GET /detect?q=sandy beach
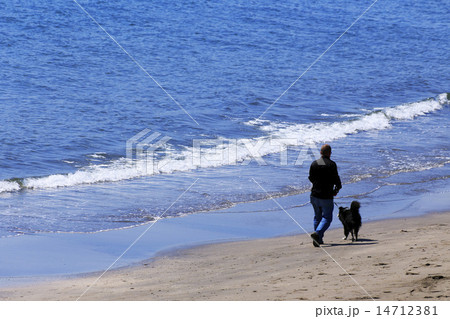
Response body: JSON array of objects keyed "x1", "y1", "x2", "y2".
[{"x1": 1, "y1": 212, "x2": 448, "y2": 301}]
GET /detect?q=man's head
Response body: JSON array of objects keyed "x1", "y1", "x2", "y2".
[{"x1": 320, "y1": 144, "x2": 332, "y2": 158}]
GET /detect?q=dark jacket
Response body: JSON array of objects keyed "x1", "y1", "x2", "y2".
[{"x1": 309, "y1": 156, "x2": 342, "y2": 199}]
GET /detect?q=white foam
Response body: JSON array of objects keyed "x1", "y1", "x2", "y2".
[
  {"x1": 0, "y1": 181, "x2": 21, "y2": 193},
  {"x1": 320, "y1": 113, "x2": 360, "y2": 118},
  {"x1": 255, "y1": 95, "x2": 446, "y2": 152},
  {"x1": 87, "y1": 153, "x2": 107, "y2": 159},
  {"x1": 384, "y1": 97, "x2": 444, "y2": 120},
  {"x1": 269, "y1": 112, "x2": 391, "y2": 143},
  {"x1": 2, "y1": 94, "x2": 448, "y2": 192},
  {"x1": 24, "y1": 159, "x2": 141, "y2": 189}
]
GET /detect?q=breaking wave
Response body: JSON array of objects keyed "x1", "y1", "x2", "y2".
[{"x1": 2, "y1": 93, "x2": 448, "y2": 193}]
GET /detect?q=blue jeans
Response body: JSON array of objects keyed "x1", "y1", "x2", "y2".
[{"x1": 310, "y1": 196, "x2": 334, "y2": 241}]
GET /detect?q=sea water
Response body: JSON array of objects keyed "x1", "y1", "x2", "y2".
[{"x1": 0, "y1": 0, "x2": 449, "y2": 275}]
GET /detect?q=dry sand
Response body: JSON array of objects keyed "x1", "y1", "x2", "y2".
[{"x1": 1, "y1": 212, "x2": 449, "y2": 301}]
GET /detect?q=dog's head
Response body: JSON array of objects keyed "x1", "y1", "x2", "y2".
[
  {"x1": 338, "y1": 206, "x2": 347, "y2": 218},
  {"x1": 350, "y1": 201, "x2": 361, "y2": 212}
]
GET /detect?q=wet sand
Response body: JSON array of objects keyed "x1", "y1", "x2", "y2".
[{"x1": 0, "y1": 212, "x2": 449, "y2": 301}]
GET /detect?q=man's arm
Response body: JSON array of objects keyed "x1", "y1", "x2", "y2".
[
  {"x1": 308, "y1": 162, "x2": 316, "y2": 183},
  {"x1": 333, "y1": 163, "x2": 342, "y2": 195}
]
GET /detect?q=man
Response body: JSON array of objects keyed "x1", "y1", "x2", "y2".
[{"x1": 308, "y1": 144, "x2": 342, "y2": 247}]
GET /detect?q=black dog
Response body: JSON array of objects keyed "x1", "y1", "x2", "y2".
[{"x1": 338, "y1": 201, "x2": 361, "y2": 242}]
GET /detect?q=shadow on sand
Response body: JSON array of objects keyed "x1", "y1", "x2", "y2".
[{"x1": 323, "y1": 238, "x2": 378, "y2": 247}]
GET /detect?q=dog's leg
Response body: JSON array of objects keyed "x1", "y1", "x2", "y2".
[
  {"x1": 354, "y1": 229, "x2": 359, "y2": 242},
  {"x1": 343, "y1": 227, "x2": 349, "y2": 240},
  {"x1": 350, "y1": 230, "x2": 355, "y2": 242}
]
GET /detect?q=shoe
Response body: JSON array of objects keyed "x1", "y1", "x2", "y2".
[{"x1": 310, "y1": 232, "x2": 322, "y2": 247}]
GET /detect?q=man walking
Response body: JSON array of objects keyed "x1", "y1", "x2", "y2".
[{"x1": 308, "y1": 144, "x2": 342, "y2": 247}]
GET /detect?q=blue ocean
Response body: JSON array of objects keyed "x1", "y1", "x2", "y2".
[{"x1": 0, "y1": 0, "x2": 449, "y2": 276}]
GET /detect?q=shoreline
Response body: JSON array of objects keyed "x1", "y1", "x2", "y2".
[
  {"x1": 1, "y1": 184, "x2": 448, "y2": 281},
  {"x1": 1, "y1": 211, "x2": 449, "y2": 300}
]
